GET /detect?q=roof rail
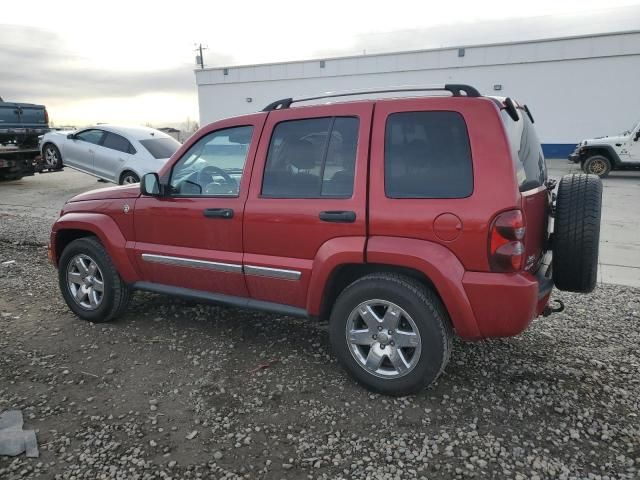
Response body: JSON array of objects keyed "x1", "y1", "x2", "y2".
[{"x1": 261, "y1": 84, "x2": 481, "y2": 111}]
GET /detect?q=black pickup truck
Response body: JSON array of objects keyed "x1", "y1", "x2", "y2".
[
  {"x1": 0, "y1": 97, "x2": 51, "y2": 181},
  {"x1": 0, "y1": 96, "x2": 49, "y2": 147}
]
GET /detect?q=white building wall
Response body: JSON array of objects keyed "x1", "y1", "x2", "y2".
[{"x1": 195, "y1": 31, "x2": 640, "y2": 155}]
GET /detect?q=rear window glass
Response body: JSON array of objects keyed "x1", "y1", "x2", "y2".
[
  {"x1": 501, "y1": 110, "x2": 546, "y2": 190},
  {"x1": 384, "y1": 111, "x2": 473, "y2": 198},
  {"x1": 140, "y1": 137, "x2": 181, "y2": 159},
  {"x1": 103, "y1": 132, "x2": 135, "y2": 154}
]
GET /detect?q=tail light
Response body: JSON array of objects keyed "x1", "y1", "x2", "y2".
[
  {"x1": 44, "y1": 109, "x2": 49, "y2": 125},
  {"x1": 489, "y1": 210, "x2": 525, "y2": 272}
]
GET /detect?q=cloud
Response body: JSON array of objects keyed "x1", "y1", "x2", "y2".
[
  {"x1": 0, "y1": 24, "x2": 231, "y2": 103},
  {"x1": 311, "y1": 5, "x2": 640, "y2": 59}
]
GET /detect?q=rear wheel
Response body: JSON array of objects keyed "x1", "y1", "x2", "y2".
[
  {"x1": 43, "y1": 143, "x2": 63, "y2": 170},
  {"x1": 329, "y1": 273, "x2": 452, "y2": 396},
  {"x1": 582, "y1": 155, "x2": 611, "y2": 178},
  {"x1": 119, "y1": 171, "x2": 139, "y2": 185},
  {"x1": 552, "y1": 174, "x2": 603, "y2": 293},
  {"x1": 58, "y1": 237, "x2": 131, "y2": 322}
]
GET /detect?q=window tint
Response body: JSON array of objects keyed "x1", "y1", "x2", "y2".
[
  {"x1": 500, "y1": 110, "x2": 546, "y2": 190},
  {"x1": 169, "y1": 126, "x2": 253, "y2": 196},
  {"x1": 262, "y1": 117, "x2": 359, "y2": 198},
  {"x1": 75, "y1": 129, "x2": 104, "y2": 145},
  {"x1": 384, "y1": 112, "x2": 473, "y2": 198},
  {"x1": 140, "y1": 137, "x2": 181, "y2": 159},
  {"x1": 102, "y1": 132, "x2": 134, "y2": 154}
]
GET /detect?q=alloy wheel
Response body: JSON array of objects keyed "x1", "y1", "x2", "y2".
[
  {"x1": 44, "y1": 146, "x2": 59, "y2": 168},
  {"x1": 66, "y1": 254, "x2": 105, "y2": 310},
  {"x1": 588, "y1": 159, "x2": 606, "y2": 175},
  {"x1": 122, "y1": 174, "x2": 139, "y2": 184},
  {"x1": 345, "y1": 299, "x2": 422, "y2": 378}
]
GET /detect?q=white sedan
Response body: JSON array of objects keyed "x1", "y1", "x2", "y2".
[{"x1": 39, "y1": 124, "x2": 182, "y2": 184}]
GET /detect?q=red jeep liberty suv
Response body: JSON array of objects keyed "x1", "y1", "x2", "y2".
[{"x1": 49, "y1": 85, "x2": 602, "y2": 395}]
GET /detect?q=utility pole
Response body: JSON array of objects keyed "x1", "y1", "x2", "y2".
[{"x1": 194, "y1": 43, "x2": 208, "y2": 69}]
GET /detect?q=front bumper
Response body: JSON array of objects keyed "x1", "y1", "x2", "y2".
[{"x1": 568, "y1": 152, "x2": 580, "y2": 163}]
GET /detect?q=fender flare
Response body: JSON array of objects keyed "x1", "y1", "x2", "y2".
[
  {"x1": 366, "y1": 236, "x2": 481, "y2": 339},
  {"x1": 51, "y1": 212, "x2": 140, "y2": 283},
  {"x1": 582, "y1": 144, "x2": 623, "y2": 167},
  {"x1": 305, "y1": 236, "x2": 366, "y2": 316}
]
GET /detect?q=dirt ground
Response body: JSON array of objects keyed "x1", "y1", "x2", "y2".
[{"x1": 0, "y1": 239, "x2": 638, "y2": 480}]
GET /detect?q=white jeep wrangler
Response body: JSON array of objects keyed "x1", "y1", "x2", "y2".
[{"x1": 569, "y1": 121, "x2": 640, "y2": 177}]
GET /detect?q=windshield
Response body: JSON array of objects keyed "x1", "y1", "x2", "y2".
[
  {"x1": 622, "y1": 121, "x2": 640, "y2": 135},
  {"x1": 139, "y1": 137, "x2": 181, "y2": 159}
]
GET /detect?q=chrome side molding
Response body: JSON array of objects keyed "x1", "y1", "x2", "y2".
[
  {"x1": 244, "y1": 265, "x2": 301, "y2": 281},
  {"x1": 141, "y1": 254, "x2": 301, "y2": 281},
  {"x1": 141, "y1": 253, "x2": 243, "y2": 274}
]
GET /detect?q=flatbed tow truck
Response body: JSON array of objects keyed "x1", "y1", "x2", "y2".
[{"x1": 0, "y1": 145, "x2": 60, "y2": 181}]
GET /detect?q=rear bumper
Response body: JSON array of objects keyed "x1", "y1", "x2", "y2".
[{"x1": 462, "y1": 266, "x2": 553, "y2": 338}]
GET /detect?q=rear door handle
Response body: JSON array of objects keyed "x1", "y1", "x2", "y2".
[
  {"x1": 203, "y1": 208, "x2": 234, "y2": 219},
  {"x1": 319, "y1": 210, "x2": 356, "y2": 223}
]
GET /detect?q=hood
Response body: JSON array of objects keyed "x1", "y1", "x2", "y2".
[
  {"x1": 583, "y1": 135, "x2": 627, "y2": 146},
  {"x1": 68, "y1": 184, "x2": 141, "y2": 203}
]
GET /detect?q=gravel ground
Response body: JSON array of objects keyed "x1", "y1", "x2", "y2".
[{"x1": 0, "y1": 239, "x2": 639, "y2": 480}]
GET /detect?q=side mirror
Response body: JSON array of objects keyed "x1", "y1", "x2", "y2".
[
  {"x1": 141, "y1": 172, "x2": 162, "y2": 196},
  {"x1": 66, "y1": 133, "x2": 75, "y2": 140}
]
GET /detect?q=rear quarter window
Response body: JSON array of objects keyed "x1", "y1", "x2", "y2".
[
  {"x1": 384, "y1": 111, "x2": 473, "y2": 198},
  {"x1": 500, "y1": 110, "x2": 547, "y2": 191}
]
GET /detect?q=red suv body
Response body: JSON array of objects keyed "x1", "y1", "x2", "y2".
[{"x1": 50, "y1": 85, "x2": 601, "y2": 394}]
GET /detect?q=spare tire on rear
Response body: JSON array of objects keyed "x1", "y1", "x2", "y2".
[{"x1": 552, "y1": 174, "x2": 603, "y2": 293}]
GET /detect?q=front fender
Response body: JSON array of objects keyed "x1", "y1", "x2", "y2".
[
  {"x1": 583, "y1": 144, "x2": 623, "y2": 166},
  {"x1": 366, "y1": 236, "x2": 481, "y2": 339},
  {"x1": 51, "y1": 212, "x2": 140, "y2": 283}
]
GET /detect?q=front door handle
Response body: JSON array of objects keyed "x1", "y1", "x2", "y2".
[
  {"x1": 203, "y1": 208, "x2": 234, "y2": 219},
  {"x1": 319, "y1": 210, "x2": 356, "y2": 223}
]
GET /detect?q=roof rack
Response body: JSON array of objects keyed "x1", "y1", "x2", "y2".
[{"x1": 262, "y1": 84, "x2": 481, "y2": 111}]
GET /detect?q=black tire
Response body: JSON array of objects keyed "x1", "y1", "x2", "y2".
[
  {"x1": 582, "y1": 155, "x2": 611, "y2": 178},
  {"x1": 552, "y1": 174, "x2": 603, "y2": 293},
  {"x1": 329, "y1": 273, "x2": 452, "y2": 396},
  {"x1": 0, "y1": 173, "x2": 24, "y2": 181},
  {"x1": 58, "y1": 237, "x2": 131, "y2": 322},
  {"x1": 119, "y1": 171, "x2": 140, "y2": 185},
  {"x1": 42, "y1": 143, "x2": 63, "y2": 170}
]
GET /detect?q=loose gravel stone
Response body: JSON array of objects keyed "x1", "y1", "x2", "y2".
[{"x1": 1, "y1": 241, "x2": 639, "y2": 479}]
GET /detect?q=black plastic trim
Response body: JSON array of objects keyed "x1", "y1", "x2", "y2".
[
  {"x1": 503, "y1": 97, "x2": 519, "y2": 121},
  {"x1": 262, "y1": 98, "x2": 294, "y2": 111},
  {"x1": 582, "y1": 144, "x2": 623, "y2": 167},
  {"x1": 133, "y1": 281, "x2": 308, "y2": 318},
  {"x1": 524, "y1": 104, "x2": 535, "y2": 123},
  {"x1": 319, "y1": 210, "x2": 356, "y2": 223},
  {"x1": 535, "y1": 264, "x2": 554, "y2": 300}
]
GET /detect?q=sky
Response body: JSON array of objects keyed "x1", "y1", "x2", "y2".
[{"x1": 2, "y1": 0, "x2": 640, "y2": 128}]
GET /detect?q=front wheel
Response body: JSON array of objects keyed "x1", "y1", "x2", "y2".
[
  {"x1": 58, "y1": 237, "x2": 131, "y2": 322},
  {"x1": 43, "y1": 143, "x2": 63, "y2": 170},
  {"x1": 582, "y1": 155, "x2": 611, "y2": 178},
  {"x1": 329, "y1": 273, "x2": 452, "y2": 396}
]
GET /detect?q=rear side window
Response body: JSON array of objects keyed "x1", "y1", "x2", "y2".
[
  {"x1": 262, "y1": 117, "x2": 359, "y2": 198},
  {"x1": 140, "y1": 137, "x2": 181, "y2": 159},
  {"x1": 384, "y1": 112, "x2": 473, "y2": 198},
  {"x1": 102, "y1": 132, "x2": 135, "y2": 154},
  {"x1": 501, "y1": 110, "x2": 546, "y2": 190}
]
